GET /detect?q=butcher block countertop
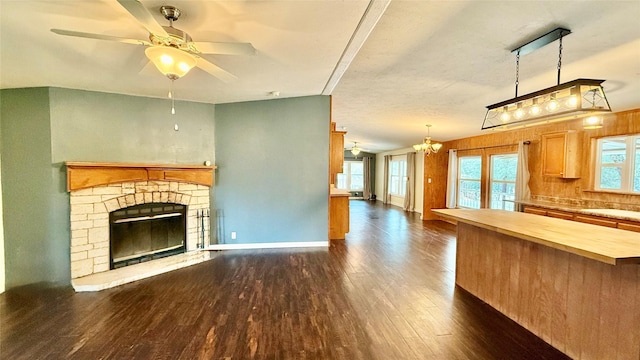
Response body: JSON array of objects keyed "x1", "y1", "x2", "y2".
[
  {"x1": 330, "y1": 188, "x2": 351, "y2": 197},
  {"x1": 433, "y1": 208, "x2": 640, "y2": 265}
]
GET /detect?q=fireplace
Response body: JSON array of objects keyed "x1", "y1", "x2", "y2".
[
  {"x1": 66, "y1": 162, "x2": 214, "y2": 280},
  {"x1": 110, "y1": 203, "x2": 187, "y2": 268}
]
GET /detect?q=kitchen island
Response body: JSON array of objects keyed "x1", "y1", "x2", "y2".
[{"x1": 433, "y1": 208, "x2": 640, "y2": 360}]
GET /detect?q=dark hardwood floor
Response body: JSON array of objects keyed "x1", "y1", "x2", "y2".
[{"x1": 0, "y1": 200, "x2": 570, "y2": 359}]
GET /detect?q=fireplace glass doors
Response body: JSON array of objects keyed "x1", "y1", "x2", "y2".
[{"x1": 109, "y1": 203, "x2": 186, "y2": 269}]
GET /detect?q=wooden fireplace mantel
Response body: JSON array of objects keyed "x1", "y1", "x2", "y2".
[{"x1": 65, "y1": 161, "x2": 216, "y2": 191}]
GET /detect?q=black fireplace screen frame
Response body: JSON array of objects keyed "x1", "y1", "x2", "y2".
[{"x1": 109, "y1": 202, "x2": 187, "y2": 269}]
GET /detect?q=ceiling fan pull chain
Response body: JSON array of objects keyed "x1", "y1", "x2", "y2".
[{"x1": 170, "y1": 79, "x2": 176, "y2": 115}]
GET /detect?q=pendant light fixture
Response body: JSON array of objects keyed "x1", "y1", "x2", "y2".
[
  {"x1": 350, "y1": 142, "x2": 362, "y2": 156},
  {"x1": 413, "y1": 125, "x2": 442, "y2": 155},
  {"x1": 482, "y1": 28, "x2": 611, "y2": 131}
]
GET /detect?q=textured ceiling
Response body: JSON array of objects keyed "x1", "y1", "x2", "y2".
[
  {"x1": 332, "y1": 1, "x2": 640, "y2": 151},
  {"x1": 0, "y1": 0, "x2": 369, "y2": 102},
  {"x1": 1, "y1": 1, "x2": 639, "y2": 153}
]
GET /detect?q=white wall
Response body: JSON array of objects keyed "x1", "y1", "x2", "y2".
[{"x1": 374, "y1": 147, "x2": 424, "y2": 215}]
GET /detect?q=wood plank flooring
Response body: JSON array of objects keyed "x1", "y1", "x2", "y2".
[{"x1": 0, "y1": 200, "x2": 569, "y2": 359}]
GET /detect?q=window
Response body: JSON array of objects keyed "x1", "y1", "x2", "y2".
[
  {"x1": 458, "y1": 156, "x2": 481, "y2": 209},
  {"x1": 389, "y1": 158, "x2": 407, "y2": 196},
  {"x1": 490, "y1": 154, "x2": 517, "y2": 211},
  {"x1": 336, "y1": 161, "x2": 364, "y2": 191},
  {"x1": 594, "y1": 134, "x2": 640, "y2": 193}
]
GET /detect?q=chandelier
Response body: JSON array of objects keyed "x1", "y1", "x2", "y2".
[
  {"x1": 350, "y1": 142, "x2": 362, "y2": 156},
  {"x1": 413, "y1": 125, "x2": 442, "y2": 155},
  {"x1": 482, "y1": 28, "x2": 611, "y2": 131}
]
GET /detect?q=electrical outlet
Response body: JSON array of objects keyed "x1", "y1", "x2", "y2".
[{"x1": 231, "y1": 231, "x2": 237, "y2": 240}]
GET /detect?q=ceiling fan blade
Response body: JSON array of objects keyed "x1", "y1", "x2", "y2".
[
  {"x1": 51, "y1": 29, "x2": 151, "y2": 46},
  {"x1": 195, "y1": 56, "x2": 237, "y2": 83},
  {"x1": 191, "y1": 42, "x2": 256, "y2": 56},
  {"x1": 116, "y1": 0, "x2": 169, "y2": 38}
]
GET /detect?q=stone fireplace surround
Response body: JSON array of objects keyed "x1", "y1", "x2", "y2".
[{"x1": 66, "y1": 162, "x2": 215, "y2": 291}]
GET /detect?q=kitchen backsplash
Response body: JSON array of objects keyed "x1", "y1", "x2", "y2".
[{"x1": 531, "y1": 195, "x2": 640, "y2": 212}]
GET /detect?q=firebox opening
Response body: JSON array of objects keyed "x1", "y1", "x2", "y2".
[{"x1": 110, "y1": 203, "x2": 186, "y2": 269}]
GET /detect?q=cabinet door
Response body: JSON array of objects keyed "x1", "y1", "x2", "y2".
[
  {"x1": 618, "y1": 222, "x2": 640, "y2": 232},
  {"x1": 547, "y1": 210, "x2": 574, "y2": 221},
  {"x1": 331, "y1": 131, "x2": 345, "y2": 175},
  {"x1": 523, "y1": 206, "x2": 547, "y2": 216},
  {"x1": 329, "y1": 196, "x2": 350, "y2": 239},
  {"x1": 541, "y1": 131, "x2": 581, "y2": 178},
  {"x1": 541, "y1": 133, "x2": 566, "y2": 177},
  {"x1": 329, "y1": 125, "x2": 346, "y2": 184},
  {"x1": 574, "y1": 214, "x2": 617, "y2": 228}
]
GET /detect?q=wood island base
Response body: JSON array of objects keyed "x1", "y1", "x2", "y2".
[{"x1": 433, "y1": 209, "x2": 640, "y2": 360}]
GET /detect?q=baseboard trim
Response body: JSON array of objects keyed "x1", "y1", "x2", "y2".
[{"x1": 204, "y1": 241, "x2": 329, "y2": 251}]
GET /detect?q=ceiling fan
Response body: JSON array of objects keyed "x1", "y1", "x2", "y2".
[{"x1": 51, "y1": 0, "x2": 256, "y2": 82}]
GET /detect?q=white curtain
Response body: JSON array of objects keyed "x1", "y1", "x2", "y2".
[
  {"x1": 383, "y1": 155, "x2": 391, "y2": 204},
  {"x1": 446, "y1": 149, "x2": 457, "y2": 208},
  {"x1": 515, "y1": 141, "x2": 531, "y2": 207},
  {"x1": 363, "y1": 157, "x2": 371, "y2": 200},
  {"x1": 404, "y1": 152, "x2": 416, "y2": 211}
]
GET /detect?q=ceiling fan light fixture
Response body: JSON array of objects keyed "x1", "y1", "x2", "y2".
[{"x1": 145, "y1": 46, "x2": 196, "y2": 80}]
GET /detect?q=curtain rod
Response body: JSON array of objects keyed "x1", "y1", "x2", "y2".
[{"x1": 447, "y1": 140, "x2": 530, "y2": 153}]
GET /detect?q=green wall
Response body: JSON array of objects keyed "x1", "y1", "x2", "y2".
[
  {"x1": 49, "y1": 88, "x2": 215, "y2": 164},
  {"x1": 1, "y1": 87, "x2": 216, "y2": 288},
  {"x1": 0, "y1": 88, "x2": 65, "y2": 287},
  {"x1": 215, "y1": 96, "x2": 329, "y2": 244}
]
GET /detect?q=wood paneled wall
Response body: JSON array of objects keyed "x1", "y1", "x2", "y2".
[{"x1": 423, "y1": 108, "x2": 640, "y2": 218}]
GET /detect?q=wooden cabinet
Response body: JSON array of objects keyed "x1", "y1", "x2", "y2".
[
  {"x1": 523, "y1": 206, "x2": 547, "y2": 216},
  {"x1": 523, "y1": 205, "x2": 640, "y2": 232},
  {"x1": 329, "y1": 119, "x2": 349, "y2": 240},
  {"x1": 574, "y1": 214, "x2": 618, "y2": 228},
  {"x1": 541, "y1": 131, "x2": 582, "y2": 178},
  {"x1": 546, "y1": 209, "x2": 574, "y2": 220},
  {"x1": 329, "y1": 122, "x2": 346, "y2": 185},
  {"x1": 618, "y1": 221, "x2": 640, "y2": 233},
  {"x1": 329, "y1": 193, "x2": 350, "y2": 239}
]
